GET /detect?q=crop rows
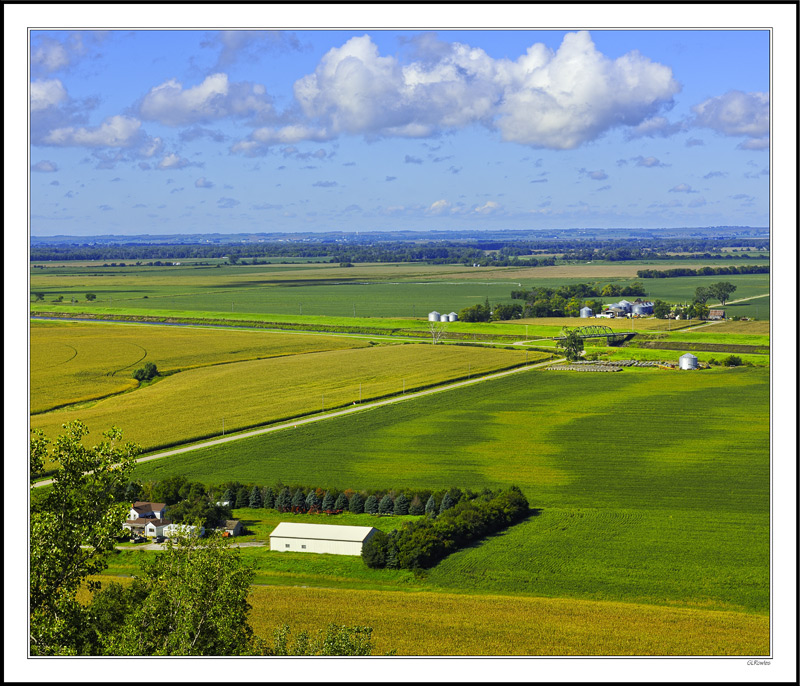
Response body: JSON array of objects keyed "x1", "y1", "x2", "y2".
[
  {"x1": 30, "y1": 320, "x2": 371, "y2": 413},
  {"x1": 32, "y1": 343, "x2": 540, "y2": 454}
]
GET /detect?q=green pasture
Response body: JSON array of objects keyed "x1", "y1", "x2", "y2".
[{"x1": 133, "y1": 367, "x2": 769, "y2": 613}]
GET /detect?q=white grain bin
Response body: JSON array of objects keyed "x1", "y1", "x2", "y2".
[
  {"x1": 428, "y1": 311, "x2": 441, "y2": 322},
  {"x1": 448, "y1": 312, "x2": 458, "y2": 322},
  {"x1": 679, "y1": 353, "x2": 699, "y2": 370},
  {"x1": 580, "y1": 306, "x2": 593, "y2": 318}
]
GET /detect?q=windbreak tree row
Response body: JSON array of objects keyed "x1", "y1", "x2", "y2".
[{"x1": 362, "y1": 487, "x2": 530, "y2": 570}]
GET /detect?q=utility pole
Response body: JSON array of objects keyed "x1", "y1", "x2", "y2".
[
  {"x1": 222, "y1": 418, "x2": 225, "y2": 436},
  {"x1": 359, "y1": 382, "x2": 362, "y2": 403},
  {"x1": 353, "y1": 304, "x2": 356, "y2": 317},
  {"x1": 300, "y1": 303, "x2": 302, "y2": 315},
  {"x1": 402, "y1": 378, "x2": 405, "y2": 394},
  {"x1": 468, "y1": 363, "x2": 471, "y2": 379},
  {"x1": 322, "y1": 394, "x2": 324, "y2": 411}
]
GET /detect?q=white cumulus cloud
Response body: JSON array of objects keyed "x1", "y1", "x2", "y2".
[
  {"x1": 233, "y1": 31, "x2": 680, "y2": 153},
  {"x1": 44, "y1": 115, "x2": 143, "y2": 148},
  {"x1": 139, "y1": 73, "x2": 276, "y2": 126},
  {"x1": 31, "y1": 160, "x2": 58, "y2": 172},
  {"x1": 30, "y1": 79, "x2": 68, "y2": 111},
  {"x1": 158, "y1": 153, "x2": 191, "y2": 170},
  {"x1": 427, "y1": 199, "x2": 451, "y2": 215},
  {"x1": 692, "y1": 90, "x2": 769, "y2": 137}
]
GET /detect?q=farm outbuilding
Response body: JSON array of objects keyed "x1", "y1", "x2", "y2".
[
  {"x1": 448, "y1": 312, "x2": 458, "y2": 322},
  {"x1": 679, "y1": 353, "x2": 699, "y2": 370},
  {"x1": 428, "y1": 311, "x2": 441, "y2": 322},
  {"x1": 269, "y1": 522, "x2": 378, "y2": 556},
  {"x1": 580, "y1": 306, "x2": 593, "y2": 318}
]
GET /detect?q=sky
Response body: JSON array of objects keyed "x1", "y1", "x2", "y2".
[{"x1": 29, "y1": 28, "x2": 771, "y2": 236}]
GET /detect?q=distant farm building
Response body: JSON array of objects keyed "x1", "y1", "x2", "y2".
[
  {"x1": 580, "y1": 306, "x2": 593, "y2": 318},
  {"x1": 679, "y1": 353, "x2": 699, "y2": 370},
  {"x1": 428, "y1": 311, "x2": 457, "y2": 322},
  {"x1": 428, "y1": 311, "x2": 441, "y2": 321},
  {"x1": 269, "y1": 522, "x2": 378, "y2": 556},
  {"x1": 708, "y1": 309, "x2": 726, "y2": 320},
  {"x1": 219, "y1": 520, "x2": 243, "y2": 537},
  {"x1": 448, "y1": 312, "x2": 458, "y2": 322}
]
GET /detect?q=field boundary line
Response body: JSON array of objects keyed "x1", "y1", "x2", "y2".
[{"x1": 31, "y1": 357, "x2": 563, "y2": 488}]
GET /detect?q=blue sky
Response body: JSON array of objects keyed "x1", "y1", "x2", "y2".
[{"x1": 29, "y1": 29, "x2": 770, "y2": 235}]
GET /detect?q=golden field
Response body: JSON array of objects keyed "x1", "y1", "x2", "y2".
[
  {"x1": 32, "y1": 343, "x2": 542, "y2": 455},
  {"x1": 30, "y1": 320, "x2": 370, "y2": 413}
]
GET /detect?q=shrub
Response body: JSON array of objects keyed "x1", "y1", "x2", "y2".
[
  {"x1": 723, "y1": 355, "x2": 743, "y2": 367},
  {"x1": 132, "y1": 362, "x2": 159, "y2": 382},
  {"x1": 349, "y1": 493, "x2": 365, "y2": 514}
]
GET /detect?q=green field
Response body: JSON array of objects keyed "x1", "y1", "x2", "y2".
[
  {"x1": 30, "y1": 260, "x2": 770, "y2": 319},
  {"x1": 30, "y1": 320, "x2": 371, "y2": 413},
  {"x1": 132, "y1": 366, "x2": 769, "y2": 616},
  {"x1": 32, "y1": 343, "x2": 540, "y2": 453}
]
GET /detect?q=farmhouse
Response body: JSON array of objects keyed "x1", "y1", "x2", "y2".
[
  {"x1": 144, "y1": 518, "x2": 171, "y2": 537},
  {"x1": 270, "y1": 522, "x2": 377, "y2": 556},
  {"x1": 128, "y1": 501, "x2": 167, "y2": 519},
  {"x1": 708, "y1": 309, "x2": 726, "y2": 320}
]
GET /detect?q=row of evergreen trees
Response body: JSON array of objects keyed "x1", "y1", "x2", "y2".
[
  {"x1": 636, "y1": 264, "x2": 769, "y2": 279},
  {"x1": 362, "y1": 487, "x2": 530, "y2": 570}
]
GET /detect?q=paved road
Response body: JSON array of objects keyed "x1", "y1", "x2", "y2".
[
  {"x1": 118, "y1": 540, "x2": 267, "y2": 551},
  {"x1": 32, "y1": 356, "x2": 563, "y2": 488}
]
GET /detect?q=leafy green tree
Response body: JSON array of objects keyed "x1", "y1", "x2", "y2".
[
  {"x1": 361, "y1": 530, "x2": 389, "y2": 568},
  {"x1": 132, "y1": 362, "x2": 159, "y2": 382},
  {"x1": 425, "y1": 494, "x2": 437, "y2": 516},
  {"x1": 556, "y1": 327, "x2": 584, "y2": 362},
  {"x1": 601, "y1": 283, "x2": 621, "y2": 297},
  {"x1": 334, "y1": 492, "x2": 348, "y2": 511},
  {"x1": 408, "y1": 495, "x2": 425, "y2": 515},
  {"x1": 348, "y1": 492, "x2": 365, "y2": 514},
  {"x1": 694, "y1": 286, "x2": 712, "y2": 304},
  {"x1": 393, "y1": 493, "x2": 410, "y2": 516},
  {"x1": 723, "y1": 355, "x2": 744, "y2": 367},
  {"x1": 653, "y1": 299, "x2": 671, "y2": 319},
  {"x1": 364, "y1": 495, "x2": 379, "y2": 515},
  {"x1": 100, "y1": 534, "x2": 255, "y2": 655},
  {"x1": 693, "y1": 303, "x2": 710, "y2": 320},
  {"x1": 564, "y1": 297, "x2": 582, "y2": 318},
  {"x1": 33, "y1": 292, "x2": 45, "y2": 301},
  {"x1": 124, "y1": 481, "x2": 143, "y2": 502},
  {"x1": 85, "y1": 293, "x2": 96, "y2": 301},
  {"x1": 709, "y1": 281, "x2": 737, "y2": 306},
  {"x1": 29, "y1": 422, "x2": 139, "y2": 655},
  {"x1": 265, "y1": 624, "x2": 376, "y2": 656},
  {"x1": 262, "y1": 487, "x2": 275, "y2": 509},
  {"x1": 321, "y1": 491, "x2": 336, "y2": 511},
  {"x1": 291, "y1": 489, "x2": 306, "y2": 512},
  {"x1": 248, "y1": 485, "x2": 262, "y2": 509}
]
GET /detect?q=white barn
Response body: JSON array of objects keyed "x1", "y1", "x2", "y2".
[{"x1": 270, "y1": 522, "x2": 378, "y2": 556}]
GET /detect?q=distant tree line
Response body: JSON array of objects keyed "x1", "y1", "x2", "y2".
[
  {"x1": 637, "y1": 265, "x2": 769, "y2": 278},
  {"x1": 29, "y1": 237, "x2": 768, "y2": 265},
  {"x1": 361, "y1": 487, "x2": 529, "y2": 570}
]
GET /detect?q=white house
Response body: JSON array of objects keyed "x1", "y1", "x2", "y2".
[
  {"x1": 144, "y1": 518, "x2": 172, "y2": 537},
  {"x1": 128, "y1": 501, "x2": 167, "y2": 520},
  {"x1": 163, "y1": 523, "x2": 205, "y2": 538},
  {"x1": 269, "y1": 522, "x2": 378, "y2": 556}
]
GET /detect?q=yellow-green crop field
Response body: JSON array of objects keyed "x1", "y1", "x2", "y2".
[
  {"x1": 30, "y1": 320, "x2": 371, "y2": 413},
  {"x1": 32, "y1": 343, "x2": 544, "y2": 454},
  {"x1": 245, "y1": 586, "x2": 769, "y2": 655}
]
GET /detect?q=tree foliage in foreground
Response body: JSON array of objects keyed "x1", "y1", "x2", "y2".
[
  {"x1": 99, "y1": 534, "x2": 255, "y2": 655},
  {"x1": 29, "y1": 421, "x2": 139, "y2": 655}
]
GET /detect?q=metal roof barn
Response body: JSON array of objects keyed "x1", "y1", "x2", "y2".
[{"x1": 269, "y1": 522, "x2": 378, "y2": 556}]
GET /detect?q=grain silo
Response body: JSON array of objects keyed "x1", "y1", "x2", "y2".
[
  {"x1": 679, "y1": 353, "x2": 699, "y2": 370},
  {"x1": 632, "y1": 304, "x2": 647, "y2": 315},
  {"x1": 580, "y1": 306, "x2": 593, "y2": 318},
  {"x1": 448, "y1": 312, "x2": 458, "y2": 322},
  {"x1": 428, "y1": 311, "x2": 441, "y2": 322}
]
